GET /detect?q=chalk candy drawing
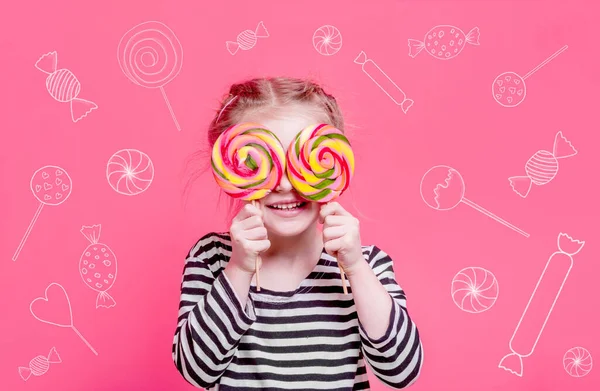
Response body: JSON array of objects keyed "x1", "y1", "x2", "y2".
[{"x1": 80, "y1": 225, "x2": 117, "y2": 308}]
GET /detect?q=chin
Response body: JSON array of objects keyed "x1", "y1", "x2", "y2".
[{"x1": 263, "y1": 201, "x2": 319, "y2": 237}]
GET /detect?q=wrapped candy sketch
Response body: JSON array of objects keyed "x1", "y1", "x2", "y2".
[
  {"x1": 18, "y1": 347, "x2": 61, "y2": 381},
  {"x1": 499, "y1": 233, "x2": 585, "y2": 377},
  {"x1": 35, "y1": 51, "x2": 98, "y2": 122},
  {"x1": 226, "y1": 21, "x2": 269, "y2": 55},
  {"x1": 408, "y1": 25, "x2": 480, "y2": 60},
  {"x1": 509, "y1": 131, "x2": 577, "y2": 198},
  {"x1": 80, "y1": 225, "x2": 117, "y2": 308}
]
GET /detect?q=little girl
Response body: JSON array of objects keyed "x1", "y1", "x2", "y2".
[{"x1": 172, "y1": 77, "x2": 423, "y2": 390}]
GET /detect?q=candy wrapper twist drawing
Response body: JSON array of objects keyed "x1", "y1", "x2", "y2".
[
  {"x1": 19, "y1": 347, "x2": 61, "y2": 381},
  {"x1": 227, "y1": 21, "x2": 269, "y2": 55},
  {"x1": 80, "y1": 224, "x2": 117, "y2": 308},
  {"x1": 498, "y1": 233, "x2": 585, "y2": 377},
  {"x1": 35, "y1": 51, "x2": 97, "y2": 122},
  {"x1": 509, "y1": 131, "x2": 577, "y2": 198}
]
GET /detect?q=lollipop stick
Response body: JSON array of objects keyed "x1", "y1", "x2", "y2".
[
  {"x1": 13, "y1": 203, "x2": 44, "y2": 261},
  {"x1": 339, "y1": 263, "x2": 348, "y2": 295},
  {"x1": 522, "y1": 45, "x2": 568, "y2": 80},
  {"x1": 71, "y1": 325, "x2": 98, "y2": 355},
  {"x1": 251, "y1": 200, "x2": 261, "y2": 292},
  {"x1": 461, "y1": 198, "x2": 530, "y2": 238},
  {"x1": 159, "y1": 86, "x2": 181, "y2": 131}
]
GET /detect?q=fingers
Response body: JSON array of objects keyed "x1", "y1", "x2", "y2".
[
  {"x1": 324, "y1": 237, "x2": 342, "y2": 256},
  {"x1": 319, "y1": 202, "x2": 350, "y2": 223},
  {"x1": 323, "y1": 225, "x2": 346, "y2": 241},
  {"x1": 244, "y1": 226, "x2": 268, "y2": 240},
  {"x1": 233, "y1": 203, "x2": 262, "y2": 223}
]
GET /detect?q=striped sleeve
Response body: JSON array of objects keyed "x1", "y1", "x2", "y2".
[
  {"x1": 172, "y1": 233, "x2": 257, "y2": 389},
  {"x1": 357, "y1": 245, "x2": 424, "y2": 389}
]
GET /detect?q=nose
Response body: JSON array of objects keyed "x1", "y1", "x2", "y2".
[{"x1": 276, "y1": 172, "x2": 293, "y2": 192}]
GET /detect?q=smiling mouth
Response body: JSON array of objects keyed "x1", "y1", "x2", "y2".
[{"x1": 266, "y1": 202, "x2": 307, "y2": 210}]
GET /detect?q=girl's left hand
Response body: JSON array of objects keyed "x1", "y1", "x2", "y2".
[{"x1": 320, "y1": 202, "x2": 364, "y2": 276}]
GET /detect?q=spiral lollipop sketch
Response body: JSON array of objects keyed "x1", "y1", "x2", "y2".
[
  {"x1": 313, "y1": 25, "x2": 343, "y2": 56},
  {"x1": 211, "y1": 123, "x2": 286, "y2": 291},
  {"x1": 13, "y1": 166, "x2": 72, "y2": 261},
  {"x1": 492, "y1": 45, "x2": 568, "y2": 107},
  {"x1": 118, "y1": 21, "x2": 183, "y2": 130},
  {"x1": 106, "y1": 149, "x2": 154, "y2": 196},
  {"x1": 420, "y1": 165, "x2": 529, "y2": 237},
  {"x1": 30, "y1": 283, "x2": 98, "y2": 355},
  {"x1": 287, "y1": 124, "x2": 355, "y2": 294}
]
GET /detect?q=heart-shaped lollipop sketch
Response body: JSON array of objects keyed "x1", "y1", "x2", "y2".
[{"x1": 30, "y1": 283, "x2": 98, "y2": 355}]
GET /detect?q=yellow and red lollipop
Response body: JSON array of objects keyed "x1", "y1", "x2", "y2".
[
  {"x1": 211, "y1": 123, "x2": 286, "y2": 291},
  {"x1": 287, "y1": 123, "x2": 355, "y2": 202},
  {"x1": 211, "y1": 123, "x2": 286, "y2": 201},
  {"x1": 287, "y1": 123, "x2": 355, "y2": 293}
]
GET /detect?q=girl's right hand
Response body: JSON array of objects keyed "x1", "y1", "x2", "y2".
[{"x1": 229, "y1": 203, "x2": 270, "y2": 274}]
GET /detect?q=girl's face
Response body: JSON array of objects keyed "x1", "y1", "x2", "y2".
[{"x1": 238, "y1": 103, "x2": 329, "y2": 238}]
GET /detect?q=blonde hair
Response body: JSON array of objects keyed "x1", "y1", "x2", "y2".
[{"x1": 184, "y1": 76, "x2": 345, "y2": 222}]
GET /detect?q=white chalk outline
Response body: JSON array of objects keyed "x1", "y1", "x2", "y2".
[
  {"x1": 408, "y1": 25, "x2": 480, "y2": 60},
  {"x1": 106, "y1": 149, "x2": 155, "y2": 196},
  {"x1": 313, "y1": 25, "x2": 343, "y2": 56},
  {"x1": 117, "y1": 21, "x2": 183, "y2": 131},
  {"x1": 492, "y1": 45, "x2": 568, "y2": 107},
  {"x1": 226, "y1": 21, "x2": 269, "y2": 55},
  {"x1": 499, "y1": 233, "x2": 585, "y2": 377},
  {"x1": 509, "y1": 131, "x2": 577, "y2": 198},
  {"x1": 80, "y1": 224, "x2": 117, "y2": 308},
  {"x1": 451, "y1": 266, "x2": 499, "y2": 314},
  {"x1": 563, "y1": 346, "x2": 593, "y2": 377},
  {"x1": 13, "y1": 166, "x2": 72, "y2": 261},
  {"x1": 30, "y1": 283, "x2": 98, "y2": 355},
  {"x1": 35, "y1": 51, "x2": 98, "y2": 122},
  {"x1": 18, "y1": 347, "x2": 61, "y2": 381},
  {"x1": 420, "y1": 165, "x2": 529, "y2": 237},
  {"x1": 354, "y1": 51, "x2": 413, "y2": 113}
]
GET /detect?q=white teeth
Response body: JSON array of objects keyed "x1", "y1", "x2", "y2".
[{"x1": 271, "y1": 202, "x2": 302, "y2": 210}]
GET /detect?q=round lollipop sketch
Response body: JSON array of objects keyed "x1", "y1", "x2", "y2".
[
  {"x1": 118, "y1": 21, "x2": 183, "y2": 131},
  {"x1": 451, "y1": 266, "x2": 499, "y2": 313},
  {"x1": 564, "y1": 347, "x2": 592, "y2": 377},
  {"x1": 80, "y1": 224, "x2": 117, "y2": 308},
  {"x1": 13, "y1": 166, "x2": 72, "y2": 261},
  {"x1": 492, "y1": 45, "x2": 568, "y2": 107},
  {"x1": 420, "y1": 165, "x2": 529, "y2": 237},
  {"x1": 106, "y1": 149, "x2": 154, "y2": 196},
  {"x1": 313, "y1": 25, "x2": 342, "y2": 56}
]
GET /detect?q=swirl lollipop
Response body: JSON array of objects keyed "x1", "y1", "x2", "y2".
[
  {"x1": 287, "y1": 123, "x2": 355, "y2": 293},
  {"x1": 313, "y1": 25, "x2": 343, "y2": 56},
  {"x1": 211, "y1": 123, "x2": 286, "y2": 290},
  {"x1": 421, "y1": 165, "x2": 529, "y2": 237},
  {"x1": 118, "y1": 21, "x2": 183, "y2": 130},
  {"x1": 287, "y1": 124, "x2": 355, "y2": 203},
  {"x1": 492, "y1": 45, "x2": 568, "y2": 107},
  {"x1": 13, "y1": 166, "x2": 72, "y2": 261}
]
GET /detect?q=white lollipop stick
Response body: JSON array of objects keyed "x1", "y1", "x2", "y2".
[
  {"x1": 13, "y1": 203, "x2": 44, "y2": 261},
  {"x1": 522, "y1": 45, "x2": 568, "y2": 80},
  {"x1": 460, "y1": 198, "x2": 530, "y2": 238},
  {"x1": 71, "y1": 325, "x2": 98, "y2": 355},
  {"x1": 159, "y1": 86, "x2": 181, "y2": 131}
]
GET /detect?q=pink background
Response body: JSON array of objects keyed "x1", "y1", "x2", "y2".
[{"x1": 1, "y1": 0, "x2": 599, "y2": 390}]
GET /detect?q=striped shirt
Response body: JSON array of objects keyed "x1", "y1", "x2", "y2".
[{"x1": 172, "y1": 232, "x2": 423, "y2": 390}]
